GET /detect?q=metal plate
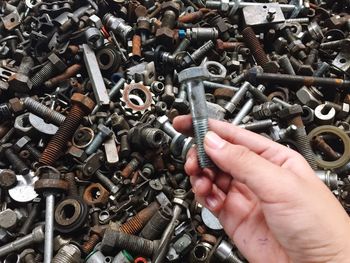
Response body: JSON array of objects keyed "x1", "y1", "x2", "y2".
[{"x1": 243, "y1": 3, "x2": 285, "y2": 27}]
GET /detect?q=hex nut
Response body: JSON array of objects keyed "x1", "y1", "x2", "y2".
[
  {"x1": 155, "y1": 27, "x2": 175, "y2": 45},
  {"x1": 336, "y1": 103, "x2": 350, "y2": 119}
]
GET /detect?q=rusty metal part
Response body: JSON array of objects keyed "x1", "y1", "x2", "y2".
[{"x1": 83, "y1": 183, "x2": 110, "y2": 207}]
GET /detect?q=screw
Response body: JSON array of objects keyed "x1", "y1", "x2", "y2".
[
  {"x1": 23, "y1": 97, "x2": 65, "y2": 126},
  {"x1": 120, "y1": 152, "x2": 144, "y2": 178},
  {"x1": 248, "y1": 71, "x2": 350, "y2": 91},
  {"x1": 239, "y1": 119, "x2": 274, "y2": 131},
  {"x1": 224, "y1": 82, "x2": 250, "y2": 114},
  {"x1": 39, "y1": 93, "x2": 95, "y2": 166},
  {"x1": 85, "y1": 124, "x2": 113, "y2": 155},
  {"x1": 266, "y1": 7, "x2": 276, "y2": 21},
  {"x1": 52, "y1": 244, "x2": 81, "y2": 263},
  {"x1": 278, "y1": 55, "x2": 296, "y2": 75},
  {"x1": 19, "y1": 204, "x2": 39, "y2": 236},
  {"x1": 82, "y1": 225, "x2": 105, "y2": 254},
  {"x1": 119, "y1": 201, "x2": 160, "y2": 235},
  {"x1": 242, "y1": 27, "x2": 279, "y2": 73},
  {"x1": 0, "y1": 225, "x2": 44, "y2": 258},
  {"x1": 64, "y1": 172, "x2": 78, "y2": 197},
  {"x1": 34, "y1": 166, "x2": 68, "y2": 263},
  {"x1": 1, "y1": 143, "x2": 29, "y2": 175},
  {"x1": 182, "y1": 40, "x2": 215, "y2": 68},
  {"x1": 45, "y1": 64, "x2": 82, "y2": 88},
  {"x1": 30, "y1": 53, "x2": 67, "y2": 87},
  {"x1": 140, "y1": 205, "x2": 173, "y2": 240}
]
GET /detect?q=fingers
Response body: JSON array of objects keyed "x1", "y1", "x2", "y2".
[
  {"x1": 204, "y1": 131, "x2": 296, "y2": 203},
  {"x1": 175, "y1": 115, "x2": 312, "y2": 176}
]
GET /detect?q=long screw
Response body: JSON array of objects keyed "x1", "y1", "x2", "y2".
[
  {"x1": 39, "y1": 93, "x2": 95, "y2": 166},
  {"x1": 34, "y1": 166, "x2": 68, "y2": 263},
  {"x1": 2, "y1": 144, "x2": 29, "y2": 175},
  {"x1": 0, "y1": 225, "x2": 44, "y2": 257},
  {"x1": 23, "y1": 97, "x2": 65, "y2": 126},
  {"x1": 19, "y1": 204, "x2": 39, "y2": 236},
  {"x1": 248, "y1": 72, "x2": 350, "y2": 91}
]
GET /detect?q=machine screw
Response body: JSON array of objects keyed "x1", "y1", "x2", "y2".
[
  {"x1": 0, "y1": 225, "x2": 44, "y2": 258},
  {"x1": 40, "y1": 93, "x2": 95, "y2": 166},
  {"x1": 23, "y1": 97, "x2": 65, "y2": 126},
  {"x1": 85, "y1": 124, "x2": 113, "y2": 155}
]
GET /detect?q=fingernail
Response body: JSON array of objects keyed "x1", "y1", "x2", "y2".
[
  {"x1": 191, "y1": 176, "x2": 204, "y2": 192},
  {"x1": 206, "y1": 195, "x2": 218, "y2": 209},
  {"x1": 205, "y1": 131, "x2": 225, "y2": 149}
]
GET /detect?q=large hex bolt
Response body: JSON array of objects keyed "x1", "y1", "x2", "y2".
[
  {"x1": 8, "y1": 56, "x2": 34, "y2": 92},
  {"x1": 39, "y1": 93, "x2": 95, "y2": 166},
  {"x1": 155, "y1": 1, "x2": 180, "y2": 45},
  {"x1": 30, "y1": 53, "x2": 67, "y2": 87},
  {"x1": 34, "y1": 166, "x2": 68, "y2": 263},
  {"x1": 85, "y1": 124, "x2": 113, "y2": 155},
  {"x1": 0, "y1": 225, "x2": 44, "y2": 258},
  {"x1": 13, "y1": 136, "x2": 41, "y2": 161},
  {"x1": 178, "y1": 62, "x2": 226, "y2": 168},
  {"x1": 155, "y1": 115, "x2": 194, "y2": 160}
]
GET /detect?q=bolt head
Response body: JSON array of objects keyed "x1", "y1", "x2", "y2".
[
  {"x1": 155, "y1": 115, "x2": 169, "y2": 129},
  {"x1": 97, "y1": 124, "x2": 113, "y2": 137},
  {"x1": 71, "y1": 93, "x2": 95, "y2": 113},
  {"x1": 8, "y1": 74, "x2": 32, "y2": 92},
  {"x1": 13, "y1": 136, "x2": 31, "y2": 152},
  {"x1": 8, "y1": 97, "x2": 24, "y2": 113},
  {"x1": 48, "y1": 53, "x2": 67, "y2": 72},
  {"x1": 160, "y1": 1, "x2": 180, "y2": 17},
  {"x1": 172, "y1": 98, "x2": 189, "y2": 113},
  {"x1": 155, "y1": 27, "x2": 175, "y2": 45}
]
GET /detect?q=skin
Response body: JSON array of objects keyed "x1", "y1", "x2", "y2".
[{"x1": 173, "y1": 115, "x2": 350, "y2": 263}]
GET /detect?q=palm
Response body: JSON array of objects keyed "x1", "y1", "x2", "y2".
[{"x1": 216, "y1": 179, "x2": 290, "y2": 262}]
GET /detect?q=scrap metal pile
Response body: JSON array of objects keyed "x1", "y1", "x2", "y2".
[{"x1": 0, "y1": 0, "x2": 349, "y2": 262}]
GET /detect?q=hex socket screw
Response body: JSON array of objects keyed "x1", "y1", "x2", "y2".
[
  {"x1": 23, "y1": 97, "x2": 66, "y2": 126},
  {"x1": 1, "y1": 144, "x2": 29, "y2": 175},
  {"x1": 0, "y1": 225, "x2": 44, "y2": 258},
  {"x1": 85, "y1": 124, "x2": 113, "y2": 155},
  {"x1": 39, "y1": 93, "x2": 95, "y2": 166},
  {"x1": 34, "y1": 166, "x2": 68, "y2": 263}
]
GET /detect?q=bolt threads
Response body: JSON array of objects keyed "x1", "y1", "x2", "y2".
[
  {"x1": 82, "y1": 233, "x2": 100, "y2": 254},
  {"x1": 30, "y1": 62, "x2": 56, "y2": 87},
  {"x1": 293, "y1": 128, "x2": 317, "y2": 170},
  {"x1": 4, "y1": 148, "x2": 29, "y2": 174},
  {"x1": 64, "y1": 172, "x2": 78, "y2": 197},
  {"x1": 120, "y1": 202, "x2": 159, "y2": 235},
  {"x1": 111, "y1": 231, "x2": 156, "y2": 257},
  {"x1": 140, "y1": 206, "x2": 173, "y2": 240},
  {"x1": 0, "y1": 103, "x2": 12, "y2": 120},
  {"x1": 193, "y1": 118, "x2": 213, "y2": 168},
  {"x1": 242, "y1": 27, "x2": 269, "y2": 67},
  {"x1": 52, "y1": 244, "x2": 81, "y2": 263},
  {"x1": 40, "y1": 105, "x2": 86, "y2": 166},
  {"x1": 24, "y1": 97, "x2": 65, "y2": 126},
  {"x1": 24, "y1": 144, "x2": 41, "y2": 160},
  {"x1": 191, "y1": 40, "x2": 215, "y2": 64}
]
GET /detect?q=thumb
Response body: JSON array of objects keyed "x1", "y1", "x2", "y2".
[{"x1": 204, "y1": 131, "x2": 296, "y2": 203}]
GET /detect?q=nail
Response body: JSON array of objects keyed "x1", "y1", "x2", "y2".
[
  {"x1": 206, "y1": 194, "x2": 218, "y2": 209},
  {"x1": 205, "y1": 131, "x2": 225, "y2": 149}
]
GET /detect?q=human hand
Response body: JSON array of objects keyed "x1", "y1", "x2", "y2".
[{"x1": 173, "y1": 115, "x2": 350, "y2": 263}]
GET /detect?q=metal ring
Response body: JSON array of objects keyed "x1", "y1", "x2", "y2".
[{"x1": 308, "y1": 125, "x2": 350, "y2": 169}]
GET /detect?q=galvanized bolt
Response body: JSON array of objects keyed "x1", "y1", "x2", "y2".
[{"x1": 85, "y1": 124, "x2": 113, "y2": 155}]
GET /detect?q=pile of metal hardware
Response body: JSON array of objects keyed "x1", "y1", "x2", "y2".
[{"x1": 0, "y1": 0, "x2": 349, "y2": 262}]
